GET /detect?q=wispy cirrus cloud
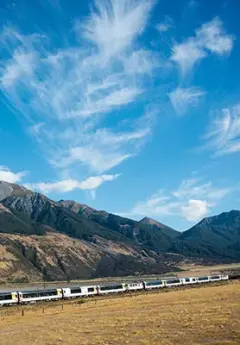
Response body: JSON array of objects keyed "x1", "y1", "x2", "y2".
[
  {"x1": 203, "y1": 103, "x2": 240, "y2": 156},
  {"x1": 156, "y1": 16, "x2": 173, "y2": 33},
  {"x1": 0, "y1": 0, "x2": 158, "y2": 188},
  {"x1": 50, "y1": 122, "x2": 152, "y2": 173},
  {"x1": 171, "y1": 17, "x2": 235, "y2": 77},
  {"x1": 121, "y1": 177, "x2": 234, "y2": 222},
  {"x1": 172, "y1": 177, "x2": 232, "y2": 200},
  {"x1": 78, "y1": 0, "x2": 153, "y2": 60},
  {"x1": 168, "y1": 87, "x2": 205, "y2": 115}
]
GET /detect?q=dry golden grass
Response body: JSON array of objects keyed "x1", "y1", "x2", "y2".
[
  {"x1": 178, "y1": 263, "x2": 240, "y2": 278},
  {"x1": 0, "y1": 281, "x2": 239, "y2": 345}
]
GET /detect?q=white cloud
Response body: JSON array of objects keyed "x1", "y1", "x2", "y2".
[
  {"x1": 54, "y1": 147, "x2": 132, "y2": 174},
  {"x1": 0, "y1": 0, "x2": 158, "y2": 182},
  {"x1": 171, "y1": 40, "x2": 206, "y2": 77},
  {"x1": 171, "y1": 17, "x2": 235, "y2": 76},
  {"x1": 25, "y1": 174, "x2": 120, "y2": 194},
  {"x1": 79, "y1": 0, "x2": 154, "y2": 60},
  {"x1": 0, "y1": 166, "x2": 26, "y2": 183},
  {"x1": 51, "y1": 123, "x2": 152, "y2": 173},
  {"x1": 168, "y1": 87, "x2": 205, "y2": 115},
  {"x1": 203, "y1": 103, "x2": 240, "y2": 156},
  {"x1": 181, "y1": 199, "x2": 209, "y2": 221},
  {"x1": 172, "y1": 178, "x2": 231, "y2": 201},
  {"x1": 196, "y1": 18, "x2": 234, "y2": 55},
  {"x1": 123, "y1": 49, "x2": 157, "y2": 75},
  {"x1": 123, "y1": 177, "x2": 233, "y2": 222},
  {"x1": 131, "y1": 191, "x2": 179, "y2": 217},
  {"x1": 1, "y1": 50, "x2": 37, "y2": 88},
  {"x1": 156, "y1": 16, "x2": 173, "y2": 33}
]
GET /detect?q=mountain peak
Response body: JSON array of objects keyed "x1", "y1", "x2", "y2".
[
  {"x1": 58, "y1": 199, "x2": 95, "y2": 216},
  {"x1": 0, "y1": 180, "x2": 32, "y2": 201},
  {"x1": 139, "y1": 216, "x2": 179, "y2": 238},
  {"x1": 139, "y1": 216, "x2": 170, "y2": 229}
]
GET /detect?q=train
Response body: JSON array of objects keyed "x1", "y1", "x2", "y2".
[{"x1": 0, "y1": 274, "x2": 229, "y2": 307}]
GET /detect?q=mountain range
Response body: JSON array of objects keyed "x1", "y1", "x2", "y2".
[{"x1": 0, "y1": 180, "x2": 239, "y2": 283}]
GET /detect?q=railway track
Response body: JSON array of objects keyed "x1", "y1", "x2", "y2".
[{"x1": 1, "y1": 273, "x2": 239, "y2": 309}]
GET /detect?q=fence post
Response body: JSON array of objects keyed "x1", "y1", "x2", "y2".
[
  {"x1": 42, "y1": 308, "x2": 44, "y2": 314},
  {"x1": 21, "y1": 309, "x2": 24, "y2": 317}
]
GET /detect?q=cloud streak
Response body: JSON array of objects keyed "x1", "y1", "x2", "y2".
[
  {"x1": 171, "y1": 17, "x2": 235, "y2": 77},
  {"x1": 203, "y1": 103, "x2": 240, "y2": 156},
  {"x1": 0, "y1": 0, "x2": 157, "y2": 183},
  {"x1": 168, "y1": 87, "x2": 205, "y2": 115},
  {"x1": 122, "y1": 177, "x2": 233, "y2": 222},
  {"x1": 156, "y1": 16, "x2": 173, "y2": 33},
  {"x1": 79, "y1": 0, "x2": 153, "y2": 60},
  {"x1": 25, "y1": 174, "x2": 120, "y2": 194}
]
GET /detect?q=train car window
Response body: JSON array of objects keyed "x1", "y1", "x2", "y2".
[
  {"x1": 70, "y1": 288, "x2": 82, "y2": 294},
  {"x1": 210, "y1": 275, "x2": 220, "y2": 279},
  {"x1": 22, "y1": 290, "x2": 58, "y2": 298},
  {"x1": 166, "y1": 279, "x2": 180, "y2": 284},
  {"x1": 100, "y1": 285, "x2": 123, "y2": 291},
  {"x1": 185, "y1": 278, "x2": 190, "y2": 282},
  {"x1": 146, "y1": 280, "x2": 162, "y2": 286},
  {"x1": 0, "y1": 294, "x2": 12, "y2": 301},
  {"x1": 198, "y1": 276, "x2": 209, "y2": 281},
  {"x1": 87, "y1": 287, "x2": 95, "y2": 292}
]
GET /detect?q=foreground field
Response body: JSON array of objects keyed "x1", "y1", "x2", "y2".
[{"x1": 0, "y1": 282, "x2": 239, "y2": 345}]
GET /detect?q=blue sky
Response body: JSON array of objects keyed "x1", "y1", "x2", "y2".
[{"x1": 0, "y1": 0, "x2": 239, "y2": 230}]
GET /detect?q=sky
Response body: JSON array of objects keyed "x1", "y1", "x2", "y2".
[{"x1": 0, "y1": 0, "x2": 239, "y2": 230}]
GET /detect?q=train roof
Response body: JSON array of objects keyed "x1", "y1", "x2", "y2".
[{"x1": 19, "y1": 288, "x2": 60, "y2": 294}]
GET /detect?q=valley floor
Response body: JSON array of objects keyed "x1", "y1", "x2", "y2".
[
  {"x1": 0, "y1": 281, "x2": 239, "y2": 345},
  {"x1": 2, "y1": 261, "x2": 240, "y2": 291}
]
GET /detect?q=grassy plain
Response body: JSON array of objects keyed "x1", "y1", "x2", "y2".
[{"x1": 0, "y1": 281, "x2": 239, "y2": 345}]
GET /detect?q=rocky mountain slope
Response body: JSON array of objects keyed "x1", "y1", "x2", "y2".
[
  {"x1": 0, "y1": 232, "x2": 182, "y2": 284},
  {"x1": 58, "y1": 200, "x2": 179, "y2": 252},
  {"x1": 0, "y1": 181, "x2": 239, "y2": 283},
  {"x1": 59, "y1": 199, "x2": 240, "y2": 260},
  {"x1": 0, "y1": 181, "x2": 183, "y2": 283},
  {"x1": 177, "y1": 210, "x2": 240, "y2": 259},
  {"x1": 138, "y1": 217, "x2": 180, "y2": 238}
]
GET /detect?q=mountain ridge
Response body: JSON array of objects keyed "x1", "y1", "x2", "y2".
[
  {"x1": 138, "y1": 216, "x2": 180, "y2": 238},
  {"x1": 0, "y1": 180, "x2": 239, "y2": 283}
]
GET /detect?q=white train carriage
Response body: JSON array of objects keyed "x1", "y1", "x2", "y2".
[
  {"x1": 182, "y1": 277, "x2": 198, "y2": 285},
  {"x1": 98, "y1": 283, "x2": 126, "y2": 294},
  {"x1": 144, "y1": 279, "x2": 165, "y2": 290},
  {"x1": 165, "y1": 278, "x2": 182, "y2": 287},
  {"x1": 62, "y1": 285, "x2": 98, "y2": 298},
  {"x1": 18, "y1": 288, "x2": 62, "y2": 304},
  {"x1": 126, "y1": 282, "x2": 144, "y2": 291},
  {"x1": 220, "y1": 274, "x2": 229, "y2": 280},
  {"x1": 0, "y1": 292, "x2": 18, "y2": 306}
]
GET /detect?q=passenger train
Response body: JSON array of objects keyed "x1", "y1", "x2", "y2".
[{"x1": 0, "y1": 274, "x2": 229, "y2": 307}]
